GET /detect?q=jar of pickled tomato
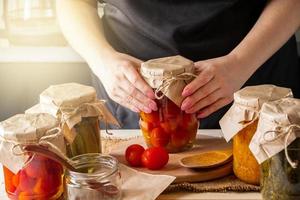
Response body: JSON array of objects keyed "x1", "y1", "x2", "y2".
[
  {"x1": 0, "y1": 113, "x2": 65, "y2": 200},
  {"x1": 140, "y1": 55, "x2": 199, "y2": 153}
]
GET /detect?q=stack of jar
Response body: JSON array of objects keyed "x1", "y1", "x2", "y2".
[{"x1": 0, "y1": 83, "x2": 121, "y2": 200}]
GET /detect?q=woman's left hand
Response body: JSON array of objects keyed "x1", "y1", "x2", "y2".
[{"x1": 181, "y1": 54, "x2": 250, "y2": 118}]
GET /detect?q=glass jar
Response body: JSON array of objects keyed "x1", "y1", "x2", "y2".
[
  {"x1": 3, "y1": 154, "x2": 63, "y2": 200},
  {"x1": 261, "y1": 138, "x2": 300, "y2": 200},
  {"x1": 64, "y1": 153, "x2": 122, "y2": 200},
  {"x1": 65, "y1": 117, "x2": 101, "y2": 158},
  {"x1": 140, "y1": 96, "x2": 198, "y2": 153},
  {"x1": 233, "y1": 119, "x2": 260, "y2": 185}
]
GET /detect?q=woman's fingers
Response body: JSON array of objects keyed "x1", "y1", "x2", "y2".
[
  {"x1": 121, "y1": 62, "x2": 155, "y2": 99},
  {"x1": 182, "y1": 69, "x2": 213, "y2": 97},
  {"x1": 119, "y1": 77, "x2": 157, "y2": 112},
  {"x1": 181, "y1": 78, "x2": 219, "y2": 111},
  {"x1": 184, "y1": 88, "x2": 223, "y2": 113},
  {"x1": 197, "y1": 97, "x2": 233, "y2": 118}
]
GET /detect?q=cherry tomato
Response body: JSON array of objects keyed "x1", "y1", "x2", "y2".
[
  {"x1": 141, "y1": 147, "x2": 169, "y2": 170},
  {"x1": 140, "y1": 111, "x2": 160, "y2": 124},
  {"x1": 162, "y1": 99, "x2": 181, "y2": 119},
  {"x1": 125, "y1": 144, "x2": 145, "y2": 167},
  {"x1": 139, "y1": 119, "x2": 155, "y2": 132},
  {"x1": 171, "y1": 129, "x2": 190, "y2": 149},
  {"x1": 160, "y1": 120, "x2": 178, "y2": 134},
  {"x1": 150, "y1": 127, "x2": 170, "y2": 147}
]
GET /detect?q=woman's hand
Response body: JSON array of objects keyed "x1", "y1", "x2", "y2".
[
  {"x1": 181, "y1": 54, "x2": 249, "y2": 118},
  {"x1": 96, "y1": 52, "x2": 157, "y2": 113}
]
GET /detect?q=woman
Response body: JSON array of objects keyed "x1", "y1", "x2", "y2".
[{"x1": 57, "y1": 0, "x2": 300, "y2": 129}]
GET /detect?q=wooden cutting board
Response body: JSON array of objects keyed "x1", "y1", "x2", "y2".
[{"x1": 109, "y1": 134, "x2": 233, "y2": 183}]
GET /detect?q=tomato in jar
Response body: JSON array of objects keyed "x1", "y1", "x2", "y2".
[
  {"x1": 140, "y1": 96, "x2": 198, "y2": 153},
  {"x1": 3, "y1": 154, "x2": 63, "y2": 200}
]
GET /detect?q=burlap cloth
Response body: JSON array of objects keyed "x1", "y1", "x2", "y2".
[{"x1": 101, "y1": 137, "x2": 260, "y2": 193}]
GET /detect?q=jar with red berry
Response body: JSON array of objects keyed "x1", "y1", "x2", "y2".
[
  {"x1": 140, "y1": 55, "x2": 199, "y2": 153},
  {"x1": 0, "y1": 113, "x2": 66, "y2": 200}
]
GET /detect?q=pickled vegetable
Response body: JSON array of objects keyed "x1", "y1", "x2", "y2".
[
  {"x1": 140, "y1": 97, "x2": 198, "y2": 153},
  {"x1": 66, "y1": 117, "x2": 101, "y2": 158},
  {"x1": 3, "y1": 154, "x2": 63, "y2": 200},
  {"x1": 261, "y1": 138, "x2": 300, "y2": 200},
  {"x1": 233, "y1": 119, "x2": 260, "y2": 185}
]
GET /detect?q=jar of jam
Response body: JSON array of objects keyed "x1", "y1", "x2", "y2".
[
  {"x1": 220, "y1": 85, "x2": 293, "y2": 185},
  {"x1": 249, "y1": 98, "x2": 300, "y2": 199},
  {"x1": 0, "y1": 113, "x2": 65, "y2": 199},
  {"x1": 26, "y1": 83, "x2": 119, "y2": 158},
  {"x1": 64, "y1": 153, "x2": 121, "y2": 200},
  {"x1": 140, "y1": 56, "x2": 198, "y2": 153}
]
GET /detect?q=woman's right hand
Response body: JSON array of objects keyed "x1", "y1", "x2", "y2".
[{"x1": 95, "y1": 52, "x2": 157, "y2": 113}]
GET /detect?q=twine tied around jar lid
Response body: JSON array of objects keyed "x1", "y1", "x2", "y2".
[
  {"x1": 141, "y1": 55, "x2": 196, "y2": 107},
  {"x1": 154, "y1": 72, "x2": 197, "y2": 100},
  {"x1": 261, "y1": 124, "x2": 300, "y2": 169}
]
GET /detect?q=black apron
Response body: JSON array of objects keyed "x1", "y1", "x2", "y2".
[{"x1": 93, "y1": 0, "x2": 300, "y2": 129}]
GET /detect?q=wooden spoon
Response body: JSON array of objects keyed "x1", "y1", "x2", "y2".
[{"x1": 180, "y1": 149, "x2": 233, "y2": 169}]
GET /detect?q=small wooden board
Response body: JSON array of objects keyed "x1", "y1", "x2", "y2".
[{"x1": 109, "y1": 134, "x2": 233, "y2": 183}]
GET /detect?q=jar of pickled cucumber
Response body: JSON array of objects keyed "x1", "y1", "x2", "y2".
[
  {"x1": 220, "y1": 85, "x2": 292, "y2": 185},
  {"x1": 26, "y1": 83, "x2": 119, "y2": 158},
  {"x1": 249, "y1": 98, "x2": 300, "y2": 199},
  {"x1": 140, "y1": 56, "x2": 199, "y2": 153},
  {"x1": 0, "y1": 113, "x2": 65, "y2": 200}
]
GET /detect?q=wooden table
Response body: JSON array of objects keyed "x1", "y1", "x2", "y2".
[{"x1": 0, "y1": 129, "x2": 262, "y2": 200}]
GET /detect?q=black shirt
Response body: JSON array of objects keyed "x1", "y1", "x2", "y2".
[{"x1": 92, "y1": 0, "x2": 300, "y2": 129}]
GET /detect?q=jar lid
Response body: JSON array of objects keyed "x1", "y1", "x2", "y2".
[
  {"x1": 40, "y1": 82, "x2": 96, "y2": 110},
  {"x1": 141, "y1": 55, "x2": 196, "y2": 106},
  {"x1": 220, "y1": 85, "x2": 293, "y2": 142},
  {"x1": 0, "y1": 113, "x2": 58, "y2": 142},
  {"x1": 0, "y1": 113, "x2": 65, "y2": 173},
  {"x1": 250, "y1": 97, "x2": 300, "y2": 164}
]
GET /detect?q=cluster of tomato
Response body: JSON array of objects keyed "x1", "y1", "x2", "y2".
[
  {"x1": 125, "y1": 144, "x2": 169, "y2": 170},
  {"x1": 3, "y1": 154, "x2": 63, "y2": 200},
  {"x1": 140, "y1": 97, "x2": 198, "y2": 153}
]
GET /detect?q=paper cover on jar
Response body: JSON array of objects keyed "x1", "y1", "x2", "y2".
[
  {"x1": 26, "y1": 83, "x2": 119, "y2": 142},
  {"x1": 249, "y1": 98, "x2": 300, "y2": 164},
  {"x1": 0, "y1": 113, "x2": 65, "y2": 173},
  {"x1": 141, "y1": 55, "x2": 196, "y2": 107},
  {"x1": 219, "y1": 85, "x2": 292, "y2": 142}
]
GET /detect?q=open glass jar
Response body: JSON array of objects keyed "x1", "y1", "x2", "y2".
[
  {"x1": 140, "y1": 56, "x2": 199, "y2": 153},
  {"x1": 64, "y1": 153, "x2": 122, "y2": 200},
  {"x1": 0, "y1": 113, "x2": 65, "y2": 200}
]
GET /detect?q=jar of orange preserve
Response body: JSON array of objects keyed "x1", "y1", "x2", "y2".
[
  {"x1": 220, "y1": 85, "x2": 292, "y2": 185},
  {"x1": 140, "y1": 55, "x2": 199, "y2": 153},
  {"x1": 0, "y1": 113, "x2": 66, "y2": 199}
]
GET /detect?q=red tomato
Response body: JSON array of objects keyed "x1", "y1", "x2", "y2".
[
  {"x1": 140, "y1": 111, "x2": 160, "y2": 124},
  {"x1": 160, "y1": 120, "x2": 178, "y2": 134},
  {"x1": 125, "y1": 144, "x2": 145, "y2": 167},
  {"x1": 171, "y1": 129, "x2": 190, "y2": 149},
  {"x1": 24, "y1": 155, "x2": 48, "y2": 179},
  {"x1": 162, "y1": 99, "x2": 181, "y2": 119},
  {"x1": 139, "y1": 119, "x2": 154, "y2": 132},
  {"x1": 141, "y1": 147, "x2": 169, "y2": 170},
  {"x1": 150, "y1": 127, "x2": 170, "y2": 147}
]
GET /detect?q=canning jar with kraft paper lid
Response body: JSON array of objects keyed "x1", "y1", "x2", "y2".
[
  {"x1": 250, "y1": 98, "x2": 300, "y2": 200},
  {"x1": 26, "y1": 83, "x2": 119, "y2": 158},
  {"x1": 140, "y1": 56, "x2": 199, "y2": 153},
  {"x1": 220, "y1": 85, "x2": 292, "y2": 185},
  {"x1": 0, "y1": 113, "x2": 65, "y2": 199}
]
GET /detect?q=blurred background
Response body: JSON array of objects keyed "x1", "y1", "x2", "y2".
[{"x1": 0, "y1": 0, "x2": 299, "y2": 121}]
